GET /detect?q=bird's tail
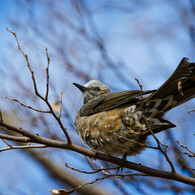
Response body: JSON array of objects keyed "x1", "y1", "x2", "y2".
[
  {"x1": 144, "y1": 58, "x2": 195, "y2": 115},
  {"x1": 142, "y1": 58, "x2": 195, "y2": 134}
]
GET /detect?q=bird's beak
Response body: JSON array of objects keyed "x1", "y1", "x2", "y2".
[{"x1": 73, "y1": 83, "x2": 88, "y2": 92}]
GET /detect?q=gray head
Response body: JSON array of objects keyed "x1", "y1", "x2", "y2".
[{"x1": 73, "y1": 80, "x2": 111, "y2": 104}]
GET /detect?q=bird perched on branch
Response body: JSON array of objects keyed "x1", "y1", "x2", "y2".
[{"x1": 74, "y1": 58, "x2": 195, "y2": 156}]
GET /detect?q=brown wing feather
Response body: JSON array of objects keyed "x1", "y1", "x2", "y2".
[{"x1": 80, "y1": 90, "x2": 155, "y2": 116}]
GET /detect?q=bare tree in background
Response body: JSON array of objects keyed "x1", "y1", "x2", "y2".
[{"x1": 0, "y1": 0, "x2": 195, "y2": 194}]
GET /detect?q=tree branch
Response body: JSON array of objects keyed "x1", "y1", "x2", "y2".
[
  {"x1": 6, "y1": 27, "x2": 72, "y2": 144},
  {"x1": 0, "y1": 121, "x2": 195, "y2": 186}
]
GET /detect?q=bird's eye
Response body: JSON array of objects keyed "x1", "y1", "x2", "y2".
[{"x1": 93, "y1": 87, "x2": 100, "y2": 91}]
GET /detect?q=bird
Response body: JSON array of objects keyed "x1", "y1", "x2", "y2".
[{"x1": 74, "y1": 58, "x2": 195, "y2": 157}]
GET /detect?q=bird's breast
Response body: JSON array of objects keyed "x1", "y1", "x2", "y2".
[{"x1": 74, "y1": 106, "x2": 147, "y2": 156}]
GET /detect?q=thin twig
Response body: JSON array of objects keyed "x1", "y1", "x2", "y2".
[
  {"x1": 6, "y1": 28, "x2": 42, "y2": 99},
  {"x1": 58, "y1": 91, "x2": 63, "y2": 119},
  {"x1": 65, "y1": 163, "x2": 119, "y2": 174},
  {"x1": 1, "y1": 138, "x2": 13, "y2": 148},
  {"x1": 188, "y1": 109, "x2": 195, "y2": 113},
  {"x1": 50, "y1": 171, "x2": 146, "y2": 195},
  {"x1": 175, "y1": 140, "x2": 195, "y2": 157},
  {"x1": 66, "y1": 172, "x2": 147, "y2": 194},
  {"x1": 45, "y1": 46, "x2": 50, "y2": 100},
  {"x1": 84, "y1": 156, "x2": 120, "y2": 171},
  {"x1": 0, "y1": 110, "x2": 3, "y2": 122},
  {"x1": 113, "y1": 133, "x2": 158, "y2": 150},
  {"x1": 135, "y1": 78, "x2": 176, "y2": 173},
  {"x1": 85, "y1": 156, "x2": 95, "y2": 169},
  {"x1": 0, "y1": 144, "x2": 47, "y2": 152},
  {"x1": 84, "y1": 156, "x2": 121, "y2": 174},
  {"x1": 6, "y1": 27, "x2": 72, "y2": 144},
  {"x1": 6, "y1": 96, "x2": 51, "y2": 113}
]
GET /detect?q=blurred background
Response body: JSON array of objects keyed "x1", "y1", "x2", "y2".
[{"x1": 0, "y1": 0, "x2": 195, "y2": 194}]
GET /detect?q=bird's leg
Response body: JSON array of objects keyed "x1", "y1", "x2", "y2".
[{"x1": 117, "y1": 152, "x2": 127, "y2": 174}]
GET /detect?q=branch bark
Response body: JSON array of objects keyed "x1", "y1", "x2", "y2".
[{"x1": 1, "y1": 121, "x2": 195, "y2": 186}]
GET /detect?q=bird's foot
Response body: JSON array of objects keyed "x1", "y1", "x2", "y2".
[{"x1": 117, "y1": 153, "x2": 127, "y2": 174}]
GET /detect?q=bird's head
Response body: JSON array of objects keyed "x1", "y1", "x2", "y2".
[{"x1": 73, "y1": 80, "x2": 111, "y2": 104}]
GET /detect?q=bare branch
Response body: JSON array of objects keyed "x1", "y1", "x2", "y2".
[
  {"x1": 0, "y1": 133, "x2": 30, "y2": 142},
  {"x1": 45, "y1": 46, "x2": 50, "y2": 100},
  {"x1": 6, "y1": 96, "x2": 51, "y2": 113},
  {"x1": 0, "y1": 121, "x2": 195, "y2": 186},
  {"x1": 6, "y1": 28, "x2": 72, "y2": 144},
  {"x1": 6, "y1": 27, "x2": 42, "y2": 99}
]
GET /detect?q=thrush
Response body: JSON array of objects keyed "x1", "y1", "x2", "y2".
[{"x1": 74, "y1": 58, "x2": 195, "y2": 156}]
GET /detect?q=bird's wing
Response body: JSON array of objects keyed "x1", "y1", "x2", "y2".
[{"x1": 80, "y1": 89, "x2": 156, "y2": 116}]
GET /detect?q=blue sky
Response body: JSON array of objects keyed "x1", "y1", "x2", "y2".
[
  {"x1": 0, "y1": 1, "x2": 15, "y2": 47},
  {"x1": 0, "y1": 1, "x2": 195, "y2": 194}
]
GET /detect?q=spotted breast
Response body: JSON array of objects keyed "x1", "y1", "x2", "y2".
[{"x1": 75, "y1": 104, "x2": 147, "y2": 156}]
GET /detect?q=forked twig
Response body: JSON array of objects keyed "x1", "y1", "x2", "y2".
[
  {"x1": 175, "y1": 140, "x2": 195, "y2": 157},
  {"x1": 6, "y1": 28, "x2": 72, "y2": 144},
  {"x1": 1, "y1": 138, "x2": 13, "y2": 148}
]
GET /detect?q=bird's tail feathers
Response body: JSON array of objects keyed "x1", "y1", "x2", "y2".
[{"x1": 144, "y1": 58, "x2": 195, "y2": 115}]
